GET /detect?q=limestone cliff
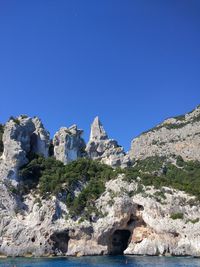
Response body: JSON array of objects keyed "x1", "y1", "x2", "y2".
[
  {"x1": 0, "y1": 106, "x2": 200, "y2": 258},
  {"x1": 129, "y1": 105, "x2": 200, "y2": 162},
  {"x1": 53, "y1": 125, "x2": 85, "y2": 164},
  {"x1": 86, "y1": 117, "x2": 130, "y2": 168},
  {"x1": 1, "y1": 176, "x2": 200, "y2": 257},
  {"x1": 0, "y1": 116, "x2": 50, "y2": 182}
]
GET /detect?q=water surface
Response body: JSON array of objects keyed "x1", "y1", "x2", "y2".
[{"x1": 0, "y1": 256, "x2": 200, "y2": 267}]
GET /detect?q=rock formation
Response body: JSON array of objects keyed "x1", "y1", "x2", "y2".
[
  {"x1": 86, "y1": 117, "x2": 130, "y2": 167},
  {"x1": 1, "y1": 176, "x2": 200, "y2": 257},
  {"x1": 129, "y1": 105, "x2": 200, "y2": 162},
  {"x1": 0, "y1": 106, "x2": 200, "y2": 257},
  {"x1": 31, "y1": 117, "x2": 50, "y2": 158},
  {"x1": 53, "y1": 125, "x2": 86, "y2": 164},
  {"x1": 0, "y1": 116, "x2": 50, "y2": 182}
]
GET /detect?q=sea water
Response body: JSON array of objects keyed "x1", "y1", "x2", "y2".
[{"x1": 0, "y1": 256, "x2": 200, "y2": 267}]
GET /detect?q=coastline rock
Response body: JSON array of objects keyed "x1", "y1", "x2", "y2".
[
  {"x1": 1, "y1": 106, "x2": 200, "y2": 257},
  {"x1": 1, "y1": 176, "x2": 200, "y2": 257}
]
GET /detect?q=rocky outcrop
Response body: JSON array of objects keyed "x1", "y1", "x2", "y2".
[
  {"x1": 1, "y1": 106, "x2": 200, "y2": 257},
  {"x1": 129, "y1": 105, "x2": 200, "y2": 162},
  {"x1": 53, "y1": 125, "x2": 86, "y2": 164},
  {"x1": 1, "y1": 176, "x2": 200, "y2": 257},
  {"x1": 0, "y1": 116, "x2": 50, "y2": 182},
  {"x1": 31, "y1": 117, "x2": 50, "y2": 158},
  {"x1": 86, "y1": 117, "x2": 130, "y2": 167}
]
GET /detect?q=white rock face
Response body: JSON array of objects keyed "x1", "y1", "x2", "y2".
[
  {"x1": 1, "y1": 176, "x2": 200, "y2": 257},
  {"x1": 0, "y1": 116, "x2": 50, "y2": 181},
  {"x1": 129, "y1": 106, "x2": 200, "y2": 161},
  {"x1": 89, "y1": 116, "x2": 108, "y2": 141},
  {"x1": 31, "y1": 117, "x2": 50, "y2": 158},
  {"x1": 1, "y1": 107, "x2": 200, "y2": 257},
  {"x1": 86, "y1": 117, "x2": 130, "y2": 167},
  {"x1": 53, "y1": 124, "x2": 85, "y2": 164}
]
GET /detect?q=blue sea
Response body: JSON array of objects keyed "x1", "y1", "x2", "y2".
[{"x1": 0, "y1": 256, "x2": 200, "y2": 267}]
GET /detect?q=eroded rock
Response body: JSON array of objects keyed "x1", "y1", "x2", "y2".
[
  {"x1": 0, "y1": 116, "x2": 50, "y2": 181},
  {"x1": 86, "y1": 117, "x2": 130, "y2": 167},
  {"x1": 129, "y1": 105, "x2": 200, "y2": 162},
  {"x1": 53, "y1": 124, "x2": 86, "y2": 164}
]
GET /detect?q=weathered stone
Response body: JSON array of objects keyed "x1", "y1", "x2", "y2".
[
  {"x1": 129, "y1": 105, "x2": 200, "y2": 162},
  {"x1": 89, "y1": 116, "x2": 108, "y2": 141},
  {"x1": 53, "y1": 124, "x2": 85, "y2": 164},
  {"x1": 1, "y1": 106, "x2": 200, "y2": 257},
  {"x1": 0, "y1": 116, "x2": 50, "y2": 182},
  {"x1": 86, "y1": 117, "x2": 130, "y2": 168},
  {"x1": 1, "y1": 176, "x2": 200, "y2": 257},
  {"x1": 31, "y1": 117, "x2": 50, "y2": 158}
]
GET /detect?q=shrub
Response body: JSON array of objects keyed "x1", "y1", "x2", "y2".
[
  {"x1": 20, "y1": 157, "x2": 117, "y2": 219},
  {"x1": 19, "y1": 154, "x2": 200, "y2": 219},
  {"x1": 170, "y1": 213, "x2": 184, "y2": 220},
  {"x1": 124, "y1": 157, "x2": 200, "y2": 201},
  {"x1": 186, "y1": 218, "x2": 199, "y2": 224},
  {"x1": 9, "y1": 116, "x2": 20, "y2": 125},
  {"x1": 173, "y1": 114, "x2": 185, "y2": 121},
  {"x1": 176, "y1": 155, "x2": 184, "y2": 167},
  {"x1": 154, "y1": 190, "x2": 166, "y2": 200},
  {"x1": 20, "y1": 115, "x2": 28, "y2": 119}
]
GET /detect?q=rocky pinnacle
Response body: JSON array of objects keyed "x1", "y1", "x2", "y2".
[{"x1": 89, "y1": 116, "x2": 108, "y2": 141}]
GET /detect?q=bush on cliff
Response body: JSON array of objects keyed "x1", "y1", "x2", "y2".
[
  {"x1": 20, "y1": 157, "x2": 117, "y2": 217},
  {"x1": 20, "y1": 154, "x2": 200, "y2": 217},
  {"x1": 124, "y1": 156, "x2": 200, "y2": 200}
]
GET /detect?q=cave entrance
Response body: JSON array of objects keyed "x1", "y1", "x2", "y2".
[
  {"x1": 109, "y1": 229, "x2": 131, "y2": 255},
  {"x1": 50, "y1": 230, "x2": 69, "y2": 255}
]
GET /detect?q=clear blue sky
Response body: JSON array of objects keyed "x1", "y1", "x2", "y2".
[{"x1": 0, "y1": 0, "x2": 200, "y2": 151}]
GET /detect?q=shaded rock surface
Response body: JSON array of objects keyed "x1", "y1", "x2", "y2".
[
  {"x1": 86, "y1": 117, "x2": 130, "y2": 167},
  {"x1": 0, "y1": 116, "x2": 50, "y2": 182}
]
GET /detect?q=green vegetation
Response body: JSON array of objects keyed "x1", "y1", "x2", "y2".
[
  {"x1": 162, "y1": 122, "x2": 186, "y2": 130},
  {"x1": 170, "y1": 212, "x2": 184, "y2": 220},
  {"x1": 173, "y1": 114, "x2": 185, "y2": 121},
  {"x1": 20, "y1": 154, "x2": 200, "y2": 219},
  {"x1": 0, "y1": 124, "x2": 4, "y2": 155},
  {"x1": 20, "y1": 115, "x2": 28, "y2": 119},
  {"x1": 192, "y1": 113, "x2": 200, "y2": 123},
  {"x1": 186, "y1": 218, "x2": 199, "y2": 224},
  {"x1": 135, "y1": 156, "x2": 166, "y2": 173},
  {"x1": 142, "y1": 107, "x2": 200, "y2": 135},
  {"x1": 9, "y1": 116, "x2": 20, "y2": 125},
  {"x1": 153, "y1": 190, "x2": 166, "y2": 200},
  {"x1": 176, "y1": 155, "x2": 185, "y2": 167},
  {"x1": 20, "y1": 156, "x2": 118, "y2": 219},
  {"x1": 124, "y1": 156, "x2": 200, "y2": 200}
]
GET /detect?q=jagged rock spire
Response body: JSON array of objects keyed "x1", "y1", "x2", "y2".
[
  {"x1": 86, "y1": 116, "x2": 130, "y2": 168},
  {"x1": 89, "y1": 116, "x2": 108, "y2": 141}
]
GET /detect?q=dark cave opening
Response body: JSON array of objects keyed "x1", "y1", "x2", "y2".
[
  {"x1": 108, "y1": 229, "x2": 131, "y2": 255},
  {"x1": 50, "y1": 230, "x2": 69, "y2": 255}
]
